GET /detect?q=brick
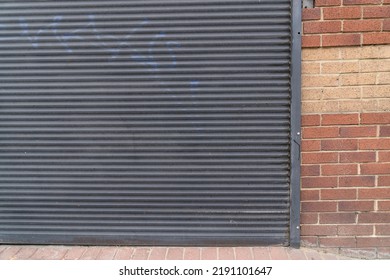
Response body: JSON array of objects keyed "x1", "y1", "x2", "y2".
[
  {"x1": 357, "y1": 237, "x2": 390, "y2": 247},
  {"x1": 301, "y1": 236, "x2": 319, "y2": 247},
  {"x1": 302, "y1": 189, "x2": 320, "y2": 200},
  {"x1": 184, "y1": 247, "x2": 200, "y2": 260},
  {"x1": 301, "y1": 213, "x2": 319, "y2": 224},
  {"x1": 319, "y1": 237, "x2": 356, "y2": 247},
  {"x1": 218, "y1": 247, "x2": 234, "y2": 260},
  {"x1": 301, "y1": 176, "x2": 338, "y2": 188},
  {"x1": 322, "y1": 87, "x2": 361, "y2": 100},
  {"x1": 148, "y1": 248, "x2": 167, "y2": 260},
  {"x1": 339, "y1": 176, "x2": 376, "y2": 187},
  {"x1": 377, "y1": 73, "x2": 390, "y2": 85},
  {"x1": 63, "y1": 246, "x2": 87, "y2": 260},
  {"x1": 322, "y1": 114, "x2": 359, "y2": 125},
  {"x1": 359, "y1": 139, "x2": 390, "y2": 150},
  {"x1": 286, "y1": 249, "x2": 307, "y2": 260},
  {"x1": 269, "y1": 247, "x2": 288, "y2": 260},
  {"x1": 339, "y1": 151, "x2": 376, "y2": 163},
  {"x1": 303, "y1": 127, "x2": 339, "y2": 139},
  {"x1": 303, "y1": 21, "x2": 342, "y2": 34},
  {"x1": 361, "y1": 112, "x2": 390, "y2": 124},
  {"x1": 379, "y1": 176, "x2": 390, "y2": 186},
  {"x1": 360, "y1": 163, "x2": 390, "y2": 175},
  {"x1": 384, "y1": 19, "x2": 390, "y2": 31},
  {"x1": 340, "y1": 73, "x2": 377, "y2": 86},
  {"x1": 338, "y1": 200, "x2": 375, "y2": 211},
  {"x1": 132, "y1": 248, "x2": 150, "y2": 260},
  {"x1": 323, "y1": 7, "x2": 362, "y2": 19},
  {"x1": 339, "y1": 248, "x2": 377, "y2": 259},
  {"x1": 363, "y1": 6, "x2": 390, "y2": 18},
  {"x1": 341, "y1": 100, "x2": 379, "y2": 112},
  {"x1": 302, "y1": 62, "x2": 321, "y2": 74},
  {"x1": 13, "y1": 247, "x2": 39, "y2": 260},
  {"x1": 361, "y1": 59, "x2": 390, "y2": 72},
  {"x1": 302, "y1": 115, "x2": 321, "y2": 127},
  {"x1": 302, "y1": 48, "x2": 340, "y2": 60},
  {"x1": 359, "y1": 213, "x2": 390, "y2": 223},
  {"x1": 321, "y1": 188, "x2": 357, "y2": 199},
  {"x1": 377, "y1": 99, "x2": 390, "y2": 111},
  {"x1": 302, "y1": 75, "x2": 340, "y2": 87},
  {"x1": 96, "y1": 247, "x2": 117, "y2": 260},
  {"x1": 302, "y1": 88, "x2": 323, "y2": 101},
  {"x1": 380, "y1": 126, "x2": 390, "y2": 137},
  {"x1": 359, "y1": 187, "x2": 390, "y2": 198},
  {"x1": 363, "y1": 32, "x2": 390, "y2": 45},
  {"x1": 339, "y1": 127, "x2": 377, "y2": 138},
  {"x1": 322, "y1": 34, "x2": 361, "y2": 47},
  {"x1": 322, "y1": 139, "x2": 358, "y2": 151},
  {"x1": 301, "y1": 164, "x2": 321, "y2": 176},
  {"x1": 114, "y1": 248, "x2": 134, "y2": 260},
  {"x1": 320, "y1": 212, "x2": 357, "y2": 224},
  {"x1": 378, "y1": 248, "x2": 390, "y2": 259},
  {"x1": 302, "y1": 8, "x2": 321, "y2": 21},
  {"x1": 376, "y1": 225, "x2": 390, "y2": 235},
  {"x1": 343, "y1": 19, "x2": 382, "y2": 32},
  {"x1": 201, "y1": 248, "x2": 217, "y2": 260},
  {"x1": 0, "y1": 247, "x2": 21, "y2": 260},
  {"x1": 378, "y1": 200, "x2": 390, "y2": 210},
  {"x1": 321, "y1": 61, "x2": 359, "y2": 74},
  {"x1": 302, "y1": 35, "x2": 321, "y2": 48},
  {"x1": 340, "y1": 45, "x2": 390, "y2": 59},
  {"x1": 301, "y1": 225, "x2": 338, "y2": 236},
  {"x1": 302, "y1": 201, "x2": 337, "y2": 212},
  {"x1": 302, "y1": 140, "x2": 321, "y2": 151},
  {"x1": 302, "y1": 100, "x2": 340, "y2": 114},
  {"x1": 315, "y1": 0, "x2": 342, "y2": 6},
  {"x1": 30, "y1": 247, "x2": 68, "y2": 260},
  {"x1": 234, "y1": 247, "x2": 253, "y2": 260},
  {"x1": 252, "y1": 247, "x2": 271, "y2": 260},
  {"x1": 302, "y1": 152, "x2": 338, "y2": 164},
  {"x1": 79, "y1": 247, "x2": 101, "y2": 260},
  {"x1": 166, "y1": 248, "x2": 183, "y2": 260},
  {"x1": 362, "y1": 85, "x2": 390, "y2": 98},
  {"x1": 343, "y1": 0, "x2": 381, "y2": 4},
  {"x1": 338, "y1": 225, "x2": 374, "y2": 236}
]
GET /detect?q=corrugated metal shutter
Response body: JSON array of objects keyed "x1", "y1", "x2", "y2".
[{"x1": 0, "y1": 0, "x2": 294, "y2": 246}]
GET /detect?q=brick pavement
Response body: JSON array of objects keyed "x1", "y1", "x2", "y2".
[{"x1": 0, "y1": 246, "x2": 359, "y2": 260}]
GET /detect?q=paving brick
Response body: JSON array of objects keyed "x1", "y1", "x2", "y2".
[
  {"x1": 12, "y1": 247, "x2": 39, "y2": 260},
  {"x1": 79, "y1": 247, "x2": 101, "y2": 260},
  {"x1": 234, "y1": 247, "x2": 253, "y2": 260},
  {"x1": 286, "y1": 248, "x2": 307, "y2": 260},
  {"x1": 252, "y1": 247, "x2": 271, "y2": 260},
  {"x1": 63, "y1": 246, "x2": 87, "y2": 260},
  {"x1": 0, "y1": 247, "x2": 21, "y2": 260},
  {"x1": 166, "y1": 248, "x2": 184, "y2": 260},
  {"x1": 30, "y1": 246, "x2": 68, "y2": 260},
  {"x1": 183, "y1": 247, "x2": 200, "y2": 260},
  {"x1": 132, "y1": 248, "x2": 151, "y2": 260},
  {"x1": 304, "y1": 250, "x2": 324, "y2": 260},
  {"x1": 269, "y1": 247, "x2": 289, "y2": 260},
  {"x1": 96, "y1": 246, "x2": 118, "y2": 260},
  {"x1": 218, "y1": 247, "x2": 235, "y2": 260},
  {"x1": 113, "y1": 247, "x2": 134, "y2": 260},
  {"x1": 201, "y1": 247, "x2": 217, "y2": 260},
  {"x1": 148, "y1": 247, "x2": 167, "y2": 260}
]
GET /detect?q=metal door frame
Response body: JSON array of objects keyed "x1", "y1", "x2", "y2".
[{"x1": 289, "y1": 0, "x2": 302, "y2": 248}]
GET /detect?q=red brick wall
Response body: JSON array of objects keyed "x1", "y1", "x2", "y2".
[
  {"x1": 300, "y1": 1, "x2": 390, "y2": 259},
  {"x1": 302, "y1": 0, "x2": 390, "y2": 47}
]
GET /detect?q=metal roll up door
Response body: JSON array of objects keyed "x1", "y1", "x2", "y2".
[{"x1": 0, "y1": 0, "x2": 301, "y2": 246}]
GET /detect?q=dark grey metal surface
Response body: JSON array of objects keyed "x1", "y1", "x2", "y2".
[{"x1": 0, "y1": 0, "x2": 295, "y2": 246}]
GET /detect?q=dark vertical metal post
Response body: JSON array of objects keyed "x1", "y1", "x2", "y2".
[{"x1": 290, "y1": 0, "x2": 302, "y2": 248}]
